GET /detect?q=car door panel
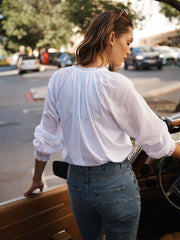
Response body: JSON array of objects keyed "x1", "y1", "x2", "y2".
[{"x1": 0, "y1": 185, "x2": 81, "y2": 240}]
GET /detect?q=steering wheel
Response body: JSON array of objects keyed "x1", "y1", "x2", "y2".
[{"x1": 158, "y1": 156, "x2": 180, "y2": 210}]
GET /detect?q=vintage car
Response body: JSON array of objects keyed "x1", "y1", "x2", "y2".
[{"x1": 0, "y1": 112, "x2": 180, "y2": 240}]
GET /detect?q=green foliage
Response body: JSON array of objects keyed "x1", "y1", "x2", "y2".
[
  {"x1": 1, "y1": 0, "x2": 180, "y2": 53},
  {"x1": 0, "y1": 0, "x2": 146, "y2": 52},
  {"x1": 159, "y1": 2, "x2": 180, "y2": 21},
  {"x1": 65, "y1": 0, "x2": 145, "y2": 34},
  {"x1": 1, "y1": 0, "x2": 73, "y2": 51}
]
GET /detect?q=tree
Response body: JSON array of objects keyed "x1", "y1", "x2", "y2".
[
  {"x1": 65, "y1": 0, "x2": 145, "y2": 34},
  {"x1": 159, "y1": 3, "x2": 180, "y2": 21},
  {"x1": 0, "y1": 0, "x2": 146, "y2": 52},
  {"x1": 1, "y1": 0, "x2": 73, "y2": 51},
  {"x1": 155, "y1": 0, "x2": 180, "y2": 22},
  {"x1": 155, "y1": 0, "x2": 180, "y2": 12},
  {"x1": 1, "y1": 0, "x2": 179, "y2": 53}
]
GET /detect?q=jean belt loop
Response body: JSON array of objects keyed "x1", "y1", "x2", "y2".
[
  {"x1": 120, "y1": 161, "x2": 124, "y2": 169},
  {"x1": 122, "y1": 157, "x2": 129, "y2": 169}
]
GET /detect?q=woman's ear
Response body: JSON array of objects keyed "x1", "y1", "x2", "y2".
[{"x1": 109, "y1": 31, "x2": 115, "y2": 47}]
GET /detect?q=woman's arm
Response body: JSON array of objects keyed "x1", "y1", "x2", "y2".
[
  {"x1": 24, "y1": 73, "x2": 63, "y2": 196},
  {"x1": 24, "y1": 159, "x2": 47, "y2": 196},
  {"x1": 171, "y1": 143, "x2": 180, "y2": 159}
]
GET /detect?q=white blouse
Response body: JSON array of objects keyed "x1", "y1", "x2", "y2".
[{"x1": 33, "y1": 65, "x2": 175, "y2": 166}]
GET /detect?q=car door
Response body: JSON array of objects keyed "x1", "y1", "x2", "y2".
[{"x1": 0, "y1": 185, "x2": 82, "y2": 240}]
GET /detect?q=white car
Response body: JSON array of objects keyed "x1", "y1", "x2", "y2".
[
  {"x1": 17, "y1": 54, "x2": 41, "y2": 74},
  {"x1": 170, "y1": 47, "x2": 180, "y2": 64},
  {"x1": 155, "y1": 46, "x2": 176, "y2": 65}
]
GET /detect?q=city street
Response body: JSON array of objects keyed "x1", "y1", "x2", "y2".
[{"x1": 0, "y1": 65, "x2": 180, "y2": 203}]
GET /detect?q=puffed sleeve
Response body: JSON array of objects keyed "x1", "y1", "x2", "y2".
[
  {"x1": 33, "y1": 72, "x2": 64, "y2": 161},
  {"x1": 110, "y1": 76, "x2": 175, "y2": 159}
]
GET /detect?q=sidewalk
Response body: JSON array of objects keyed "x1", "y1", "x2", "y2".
[
  {"x1": 28, "y1": 65, "x2": 57, "y2": 100},
  {"x1": 30, "y1": 86, "x2": 48, "y2": 100},
  {"x1": 144, "y1": 96, "x2": 179, "y2": 117}
]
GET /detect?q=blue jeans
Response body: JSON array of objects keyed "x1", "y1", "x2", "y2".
[{"x1": 67, "y1": 159, "x2": 141, "y2": 240}]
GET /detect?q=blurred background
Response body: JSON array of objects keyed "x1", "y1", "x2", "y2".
[
  {"x1": 0, "y1": 0, "x2": 180, "y2": 203},
  {"x1": 0, "y1": 0, "x2": 180, "y2": 67}
]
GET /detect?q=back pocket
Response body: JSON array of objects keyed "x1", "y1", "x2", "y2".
[{"x1": 94, "y1": 186, "x2": 124, "y2": 206}]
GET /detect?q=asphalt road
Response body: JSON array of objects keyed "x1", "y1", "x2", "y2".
[
  {"x1": 0, "y1": 65, "x2": 67, "y2": 203},
  {"x1": 0, "y1": 65, "x2": 180, "y2": 203}
]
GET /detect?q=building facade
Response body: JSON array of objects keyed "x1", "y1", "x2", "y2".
[{"x1": 138, "y1": 28, "x2": 180, "y2": 47}]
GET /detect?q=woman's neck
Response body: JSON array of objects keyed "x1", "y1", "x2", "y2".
[{"x1": 81, "y1": 54, "x2": 108, "y2": 68}]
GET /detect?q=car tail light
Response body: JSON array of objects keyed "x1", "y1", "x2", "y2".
[{"x1": 34, "y1": 60, "x2": 40, "y2": 64}]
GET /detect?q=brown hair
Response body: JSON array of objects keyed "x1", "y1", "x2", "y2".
[{"x1": 76, "y1": 10, "x2": 133, "y2": 66}]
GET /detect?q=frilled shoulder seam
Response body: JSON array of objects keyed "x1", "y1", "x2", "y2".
[{"x1": 72, "y1": 64, "x2": 108, "y2": 72}]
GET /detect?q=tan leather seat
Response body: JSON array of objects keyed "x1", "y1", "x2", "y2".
[{"x1": 159, "y1": 232, "x2": 180, "y2": 240}]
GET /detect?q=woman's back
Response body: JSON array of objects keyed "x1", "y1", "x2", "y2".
[{"x1": 53, "y1": 65, "x2": 134, "y2": 166}]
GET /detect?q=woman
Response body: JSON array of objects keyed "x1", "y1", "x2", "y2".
[{"x1": 24, "y1": 10, "x2": 180, "y2": 240}]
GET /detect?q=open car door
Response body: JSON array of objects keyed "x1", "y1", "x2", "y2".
[{"x1": 0, "y1": 185, "x2": 81, "y2": 240}]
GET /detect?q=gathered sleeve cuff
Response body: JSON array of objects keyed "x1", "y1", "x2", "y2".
[{"x1": 34, "y1": 150, "x2": 51, "y2": 162}]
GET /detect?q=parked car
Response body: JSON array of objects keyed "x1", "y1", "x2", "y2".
[
  {"x1": 16, "y1": 54, "x2": 41, "y2": 74},
  {"x1": 48, "y1": 52, "x2": 61, "y2": 65},
  {"x1": 177, "y1": 52, "x2": 180, "y2": 67},
  {"x1": 0, "y1": 111, "x2": 180, "y2": 240},
  {"x1": 55, "y1": 52, "x2": 75, "y2": 68},
  {"x1": 155, "y1": 46, "x2": 176, "y2": 66},
  {"x1": 170, "y1": 47, "x2": 180, "y2": 64},
  {"x1": 12, "y1": 52, "x2": 20, "y2": 64},
  {"x1": 124, "y1": 46, "x2": 163, "y2": 70}
]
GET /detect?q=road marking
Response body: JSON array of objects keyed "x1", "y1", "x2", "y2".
[
  {"x1": 26, "y1": 91, "x2": 34, "y2": 102},
  {"x1": 22, "y1": 107, "x2": 43, "y2": 114},
  {"x1": 0, "y1": 121, "x2": 21, "y2": 127},
  {"x1": 26, "y1": 91, "x2": 45, "y2": 102}
]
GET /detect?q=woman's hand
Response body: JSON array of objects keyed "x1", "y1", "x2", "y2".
[
  {"x1": 24, "y1": 180, "x2": 44, "y2": 196},
  {"x1": 24, "y1": 159, "x2": 47, "y2": 197},
  {"x1": 171, "y1": 143, "x2": 180, "y2": 159}
]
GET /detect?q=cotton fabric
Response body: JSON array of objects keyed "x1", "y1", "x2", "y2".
[{"x1": 33, "y1": 65, "x2": 175, "y2": 165}]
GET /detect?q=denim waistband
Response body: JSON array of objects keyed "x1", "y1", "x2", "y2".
[{"x1": 70, "y1": 158, "x2": 130, "y2": 172}]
